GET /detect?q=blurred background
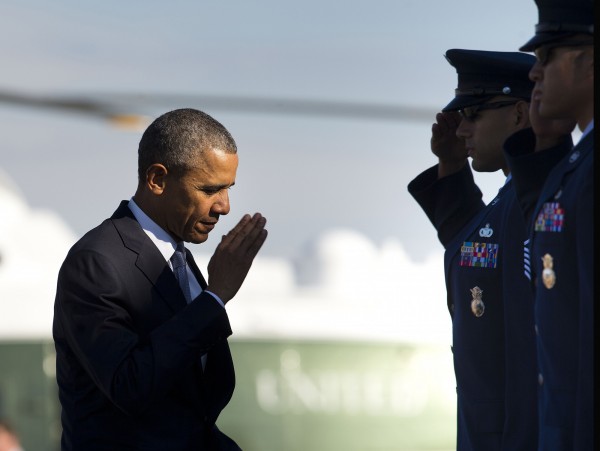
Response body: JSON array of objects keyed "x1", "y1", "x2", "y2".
[{"x1": 1, "y1": 1, "x2": 541, "y2": 449}]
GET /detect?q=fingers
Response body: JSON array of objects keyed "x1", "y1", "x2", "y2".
[
  {"x1": 431, "y1": 110, "x2": 464, "y2": 158},
  {"x1": 434, "y1": 111, "x2": 461, "y2": 131},
  {"x1": 225, "y1": 213, "x2": 266, "y2": 250},
  {"x1": 221, "y1": 213, "x2": 252, "y2": 242},
  {"x1": 234, "y1": 215, "x2": 267, "y2": 258},
  {"x1": 432, "y1": 113, "x2": 458, "y2": 141},
  {"x1": 246, "y1": 227, "x2": 268, "y2": 259},
  {"x1": 206, "y1": 213, "x2": 268, "y2": 303},
  {"x1": 217, "y1": 213, "x2": 267, "y2": 256}
]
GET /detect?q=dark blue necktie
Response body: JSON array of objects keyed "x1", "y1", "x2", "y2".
[
  {"x1": 171, "y1": 243, "x2": 192, "y2": 303},
  {"x1": 171, "y1": 243, "x2": 208, "y2": 369}
]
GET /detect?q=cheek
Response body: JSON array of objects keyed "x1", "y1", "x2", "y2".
[
  {"x1": 544, "y1": 66, "x2": 569, "y2": 95},
  {"x1": 540, "y1": 77, "x2": 568, "y2": 114},
  {"x1": 473, "y1": 128, "x2": 496, "y2": 156},
  {"x1": 469, "y1": 124, "x2": 486, "y2": 145},
  {"x1": 192, "y1": 198, "x2": 214, "y2": 217}
]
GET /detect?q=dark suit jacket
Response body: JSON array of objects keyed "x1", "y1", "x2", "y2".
[
  {"x1": 506, "y1": 129, "x2": 593, "y2": 451},
  {"x1": 53, "y1": 201, "x2": 241, "y2": 450}
]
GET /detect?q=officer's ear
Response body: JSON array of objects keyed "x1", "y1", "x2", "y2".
[
  {"x1": 514, "y1": 100, "x2": 530, "y2": 129},
  {"x1": 579, "y1": 46, "x2": 594, "y2": 79}
]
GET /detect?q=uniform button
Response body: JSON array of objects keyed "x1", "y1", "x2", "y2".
[
  {"x1": 450, "y1": 303, "x2": 454, "y2": 312},
  {"x1": 538, "y1": 373, "x2": 544, "y2": 385},
  {"x1": 534, "y1": 324, "x2": 539, "y2": 335},
  {"x1": 569, "y1": 150, "x2": 580, "y2": 163}
]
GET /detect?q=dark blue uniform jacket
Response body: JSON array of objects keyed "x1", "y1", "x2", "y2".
[
  {"x1": 505, "y1": 128, "x2": 593, "y2": 451},
  {"x1": 408, "y1": 165, "x2": 538, "y2": 451}
]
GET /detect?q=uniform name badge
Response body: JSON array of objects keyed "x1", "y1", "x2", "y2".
[{"x1": 541, "y1": 253, "x2": 556, "y2": 289}]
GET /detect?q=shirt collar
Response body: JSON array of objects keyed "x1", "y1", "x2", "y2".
[
  {"x1": 128, "y1": 197, "x2": 178, "y2": 262},
  {"x1": 580, "y1": 118, "x2": 594, "y2": 142}
]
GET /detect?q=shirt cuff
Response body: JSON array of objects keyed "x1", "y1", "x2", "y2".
[{"x1": 204, "y1": 290, "x2": 225, "y2": 308}]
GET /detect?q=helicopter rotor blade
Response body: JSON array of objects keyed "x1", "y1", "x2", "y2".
[{"x1": 0, "y1": 89, "x2": 436, "y2": 124}]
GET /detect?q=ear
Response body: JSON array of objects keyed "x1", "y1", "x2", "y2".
[
  {"x1": 514, "y1": 100, "x2": 531, "y2": 129},
  {"x1": 573, "y1": 46, "x2": 594, "y2": 81},
  {"x1": 145, "y1": 164, "x2": 169, "y2": 195}
]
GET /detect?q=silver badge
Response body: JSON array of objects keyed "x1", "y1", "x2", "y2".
[{"x1": 479, "y1": 223, "x2": 494, "y2": 238}]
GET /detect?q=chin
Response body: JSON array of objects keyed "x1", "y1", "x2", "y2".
[
  {"x1": 471, "y1": 163, "x2": 494, "y2": 173},
  {"x1": 189, "y1": 236, "x2": 208, "y2": 244},
  {"x1": 538, "y1": 101, "x2": 562, "y2": 119}
]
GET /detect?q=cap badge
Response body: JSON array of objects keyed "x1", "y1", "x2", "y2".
[
  {"x1": 541, "y1": 253, "x2": 556, "y2": 289},
  {"x1": 470, "y1": 286, "x2": 485, "y2": 317}
]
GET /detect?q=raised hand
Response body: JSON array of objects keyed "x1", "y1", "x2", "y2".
[
  {"x1": 206, "y1": 213, "x2": 268, "y2": 303},
  {"x1": 431, "y1": 111, "x2": 467, "y2": 177}
]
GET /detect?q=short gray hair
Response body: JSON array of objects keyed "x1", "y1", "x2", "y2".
[{"x1": 137, "y1": 108, "x2": 237, "y2": 182}]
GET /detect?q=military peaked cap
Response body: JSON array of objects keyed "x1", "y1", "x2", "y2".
[
  {"x1": 442, "y1": 49, "x2": 535, "y2": 112},
  {"x1": 520, "y1": 0, "x2": 593, "y2": 51}
]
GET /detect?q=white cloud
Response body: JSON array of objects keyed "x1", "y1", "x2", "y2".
[
  {"x1": 0, "y1": 169, "x2": 76, "y2": 339},
  {"x1": 193, "y1": 229, "x2": 451, "y2": 346}
]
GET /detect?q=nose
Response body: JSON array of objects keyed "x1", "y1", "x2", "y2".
[
  {"x1": 529, "y1": 61, "x2": 542, "y2": 82},
  {"x1": 212, "y1": 189, "x2": 231, "y2": 216}
]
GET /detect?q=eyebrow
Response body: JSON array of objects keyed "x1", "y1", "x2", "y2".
[{"x1": 199, "y1": 181, "x2": 236, "y2": 190}]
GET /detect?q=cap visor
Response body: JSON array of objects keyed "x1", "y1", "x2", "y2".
[
  {"x1": 520, "y1": 32, "x2": 578, "y2": 52},
  {"x1": 442, "y1": 95, "x2": 492, "y2": 112}
]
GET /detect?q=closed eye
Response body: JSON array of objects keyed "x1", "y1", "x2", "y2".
[{"x1": 199, "y1": 184, "x2": 234, "y2": 195}]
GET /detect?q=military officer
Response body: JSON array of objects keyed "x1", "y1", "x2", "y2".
[
  {"x1": 503, "y1": 0, "x2": 593, "y2": 448},
  {"x1": 408, "y1": 50, "x2": 547, "y2": 450}
]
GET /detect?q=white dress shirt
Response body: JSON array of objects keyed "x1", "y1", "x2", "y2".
[{"x1": 127, "y1": 198, "x2": 224, "y2": 307}]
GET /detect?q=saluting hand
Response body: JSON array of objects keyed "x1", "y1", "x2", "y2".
[
  {"x1": 430, "y1": 111, "x2": 467, "y2": 178},
  {"x1": 206, "y1": 213, "x2": 268, "y2": 304}
]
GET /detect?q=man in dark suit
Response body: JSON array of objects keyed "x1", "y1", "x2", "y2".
[
  {"x1": 503, "y1": 0, "x2": 593, "y2": 448},
  {"x1": 53, "y1": 108, "x2": 268, "y2": 450},
  {"x1": 408, "y1": 50, "x2": 547, "y2": 450}
]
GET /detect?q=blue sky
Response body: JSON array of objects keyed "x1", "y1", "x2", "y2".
[{"x1": 0, "y1": 0, "x2": 539, "y2": 261}]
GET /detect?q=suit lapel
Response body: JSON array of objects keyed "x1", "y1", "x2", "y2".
[
  {"x1": 110, "y1": 202, "x2": 208, "y2": 405},
  {"x1": 110, "y1": 201, "x2": 188, "y2": 313}
]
